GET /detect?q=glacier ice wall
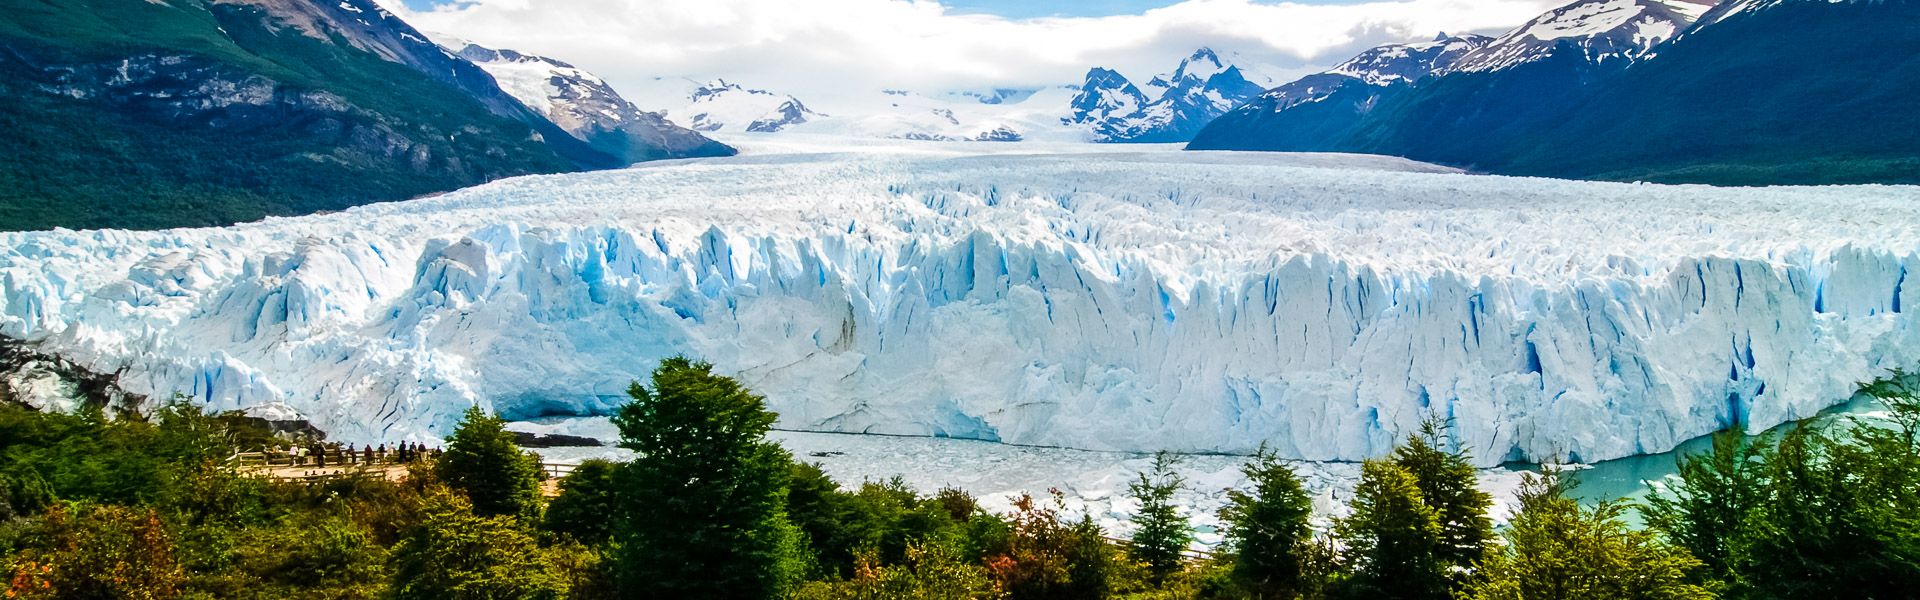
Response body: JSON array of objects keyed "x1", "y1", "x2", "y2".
[{"x1": 2, "y1": 148, "x2": 1917, "y2": 465}]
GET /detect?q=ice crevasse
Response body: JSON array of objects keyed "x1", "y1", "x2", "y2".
[{"x1": 1, "y1": 149, "x2": 1917, "y2": 466}]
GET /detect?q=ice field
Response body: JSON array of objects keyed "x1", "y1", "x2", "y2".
[{"x1": 2, "y1": 141, "x2": 1916, "y2": 466}]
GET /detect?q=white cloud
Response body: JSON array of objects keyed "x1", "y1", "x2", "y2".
[{"x1": 380, "y1": 0, "x2": 1562, "y2": 110}]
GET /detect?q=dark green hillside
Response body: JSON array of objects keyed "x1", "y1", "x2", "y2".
[
  {"x1": 0, "y1": 0, "x2": 601, "y2": 232},
  {"x1": 1190, "y1": 0, "x2": 1920, "y2": 186},
  {"x1": 1502, "y1": 0, "x2": 1920, "y2": 185}
]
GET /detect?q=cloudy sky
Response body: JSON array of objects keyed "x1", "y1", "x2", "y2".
[{"x1": 378, "y1": 0, "x2": 1563, "y2": 107}]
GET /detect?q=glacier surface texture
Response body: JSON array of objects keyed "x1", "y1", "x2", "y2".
[{"x1": 3, "y1": 146, "x2": 1917, "y2": 465}]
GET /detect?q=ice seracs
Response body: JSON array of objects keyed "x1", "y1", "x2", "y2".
[{"x1": 2, "y1": 146, "x2": 1916, "y2": 466}]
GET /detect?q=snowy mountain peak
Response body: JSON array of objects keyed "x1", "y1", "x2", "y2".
[
  {"x1": 451, "y1": 41, "x2": 732, "y2": 162},
  {"x1": 1217, "y1": 33, "x2": 1494, "y2": 130},
  {"x1": 1069, "y1": 49, "x2": 1267, "y2": 142},
  {"x1": 1326, "y1": 34, "x2": 1494, "y2": 85},
  {"x1": 1449, "y1": 0, "x2": 1711, "y2": 72},
  {"x1": 681, "y1": 79, "x2": 818, "y2": 133},
  {"x1": 1067, "y1": 68, "x2": 1151, "y2": 132},
  {"x1": 1170, "y1": 47, "x2": 1229, "y2": 83}
]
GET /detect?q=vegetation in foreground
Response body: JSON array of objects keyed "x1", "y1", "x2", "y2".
[{"x1": 1, "y1": 360, "x2": 1916, "y2": 599}]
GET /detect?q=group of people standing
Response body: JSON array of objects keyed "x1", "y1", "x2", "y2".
[{"x1": 278, "y1": 440, "x2": 440, "y2": 468}]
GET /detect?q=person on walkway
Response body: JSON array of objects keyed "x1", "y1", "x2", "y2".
[{"x1": 313, "y1": 442, "x2": 326, "y2": 468}]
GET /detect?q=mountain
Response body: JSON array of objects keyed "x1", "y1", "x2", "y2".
[
  {"x1": 1193, "y1": 0, "x2": 1919, "y2": 185},
  {"x1": 1192, "y1": 0, "x2": 1700, "y2": 156},
  {"x1": 0, "y1": 0, "x2": 614, "y2": 232},
  {"x1": 1484, "y1": 0, "x2": 1920, "y2": 183},
  {"x1": 1065, "y1": 68, "x2": 1152, "y2": 141},
  {"x1": 675, "y1": 80, "x2": 819, "y2": 133},
  {"x1": 1446, "y1": 0, "x2": 1710, "y2": 73},
  {"x1": 1188, "y1": 34, "x2": 1491, "y2": 150},
  {"x1": 1066, "y1": 48, "x2": 1268, "y2": 143},
  {"x1": 453, "y1": 42, "x2": 734, "y2": 163}
]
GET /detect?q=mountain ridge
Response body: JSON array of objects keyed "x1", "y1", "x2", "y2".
[
  {"x1": 1189, "y1": 0, "x2": 1920, "y2": 185},
  {"x1": 0, "y1": 0, "x2": 614, "y2": 231}
]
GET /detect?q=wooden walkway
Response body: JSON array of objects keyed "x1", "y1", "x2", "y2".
[{"x1": 230, "y1": 451, "x2": 577, "y2": 495}]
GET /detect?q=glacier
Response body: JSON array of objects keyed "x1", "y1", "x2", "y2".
[{"x1": 2, "y1": 143, "x2": 1917, "y2": 466}]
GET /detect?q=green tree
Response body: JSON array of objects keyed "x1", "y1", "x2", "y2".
[
  {"x1": 1127, "y1": 452, "x2": 1193, "y2": 582},
  {"x1": 1466, "y1": 468, "x2": 1713, "y2": 600},
  {"x1": 1216, "y1": 446, "x2": 1316, "y2": 599},
  {"x1": 434, "y1": 406, "x2": 542, "y2": 521},
  {"x1": 1643, "y1": 373, "x2": 1920, "y2": 599},
  {"x1": 1641, "y1": 431, "x2": 1769, "y2": 586},
  {"x1": 1335, "y1": 459, "x2": 1446, "y2": 600},
  {"x1": 785, "y1": 464, "x2": 972, "y2": 579},
  {"x1": 388, "y1": 489, "x2": 565, "y2": 600},
  {"x1": 1390, "y1": 417, "x2": 1494, "y2": 586},
  {"x1": 542, "y1": 459, "x2": 621, "y2": 545},
  {"x1": 609, "y1": 357, "x2": 805, "y2": 598}
]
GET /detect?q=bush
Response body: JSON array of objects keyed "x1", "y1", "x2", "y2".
[
  {"x1": 1467, "y1": 468, "x2": 1712, "y2": 600},
  {"x1": 387, "y1": 489, "x2": 565, "y2": 600},
  {"x1": 984, "y1": 491, "x2": 1120, "y2": 600},
  {"x1": 4, "y1": 503, "x2": 187, "y2": 600},
  {"x1": 1644, "y1": 373, "x2": 1920, "y2": 599},
  {"x1": 791, "y1": 542, "x2": 998, "y2": 600}
]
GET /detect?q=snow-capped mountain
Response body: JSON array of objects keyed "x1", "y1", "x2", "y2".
[
  {"x1": 1066, "y1": 68, "x2": 1152, "y2": 140},
  {"x1": 1067, "y1": 48, "x2": 1269, "y2": 143},
  {"x1": 5, "y1": 148, "x2": 1915, "y2": 464},
  {"x1": 0, "y1": 0, "x2": 650, "y2": 231},
  {"x1": 1247, "y1": 34, "x2": 1493, "y2": 114},
  {"x1": 1194, "y1": 0, "x2": 1920, "y2": 185},
  {"x1": 1334, "y1": 34, "x2": 1496, "y2": 84},
  {"x1": 454, "y1": 43, "x2": 734, "y2": 162},
  {"x1": 677, "y1": 80, "x2": 820, "y2": 133},
  {"x1": 1448, "y1": 0, "x2": 1712, "y2": 72}
]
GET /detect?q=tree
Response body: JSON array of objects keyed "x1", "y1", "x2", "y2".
[
  {"x1": 542, "y1": 459, "x2": 621, "y2": 545},
  {"x1": 1216, "y1": 446, "x2": 1315, "y2": 599},
  {"x1": 1127, "y1": 452, "x2": 1193, "y2": 582},
  {"x1": 1641, "y1": 431, "x2": 1769, "y2": 586},
  {"x1": 434, "y1": 406, "x2": 542, "y2": 521},
  {"x1": 1335, "y1": 459, "x2": 1447, "y2": 600},
  {"x1": 1466, "y1": 468, "x2": 1713, "y2": 600},
  {"x1": 388, "y1": 489, "x2": 566, "y2": 600},
  {"x1": 1638, "y1": 373, "x2": 1920, "y2": 599},
  {"x1": 1390, "y1": 417, "x2": 1494, "y2": 586},
  {"x1": 609, "y1": 357, "x2": 805, "y2": 598}
]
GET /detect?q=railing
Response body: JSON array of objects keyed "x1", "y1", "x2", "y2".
[
  {"x1": 1100, "y1": 535, "x2": 1218, "y2": 560},
  {"x1": 232, "y1": 451, "x2": 580, "y2": 482},
  {"x1": 229, "y1": 449, "x2": 431, "y2": 468}
]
